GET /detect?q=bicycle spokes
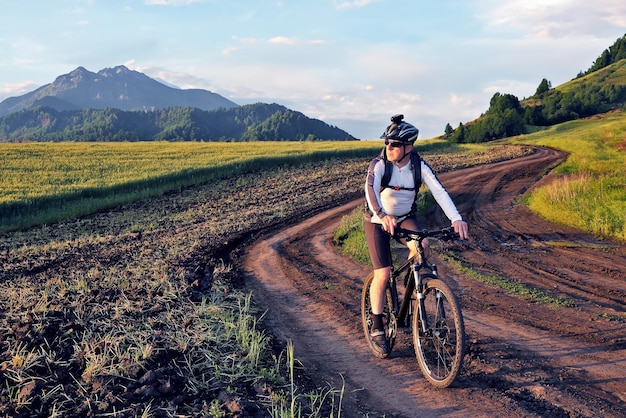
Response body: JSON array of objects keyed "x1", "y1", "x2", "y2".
[{"x1": 413, "y1": 278, "x2": 465, "y2": 388}]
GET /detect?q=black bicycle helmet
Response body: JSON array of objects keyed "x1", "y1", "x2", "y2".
[{"x1": 380, "y1": 114, "x2": 419, "y2": 143}]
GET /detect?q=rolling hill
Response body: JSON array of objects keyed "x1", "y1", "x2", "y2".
[{"x1": 445, "y1": 33, "x2": 626, "y2": 143}]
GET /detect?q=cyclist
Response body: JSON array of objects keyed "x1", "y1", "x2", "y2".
[{"x1": 364, "y1": 114, "x2": 469, "y2": 356}]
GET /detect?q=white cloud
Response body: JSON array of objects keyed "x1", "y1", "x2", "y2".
[
  {"x1": 268, "y1": 37, "x2": 327, "y2": 46},
  {"x1": 478, "y1": 0, "x2": 626, "y2": 38},
  {"x1": 333, "y1": 0, "x2": 381, "y2": 10},
  {"x1": 268, "y1": 36, "x2": 299, "y2": 46},
  {"x1": 232, "y1": 36, "x2": 257, "y2": 44},
  {"x1": 483, "y1": 79, "x2": 538, "y2": 99},
  {"x1": 221, "y1": 47, "x2": 239, "y2": 56},
  {"x1": 126, "y1": 62, "x2": 214, "y2": 90},
  {"x1": 143, "y1": 0, "x2": 205, "y2": 5},
  {"x1": 450, "y1": 94, "x2": 473, "y2": 107},
  {"x1": 0, "y1": 80, "x2": 39, "y2": 97}
]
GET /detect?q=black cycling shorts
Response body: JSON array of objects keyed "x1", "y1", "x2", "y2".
[{"x1": 364, "y1": 216, "x2": 420, "y2": 269}]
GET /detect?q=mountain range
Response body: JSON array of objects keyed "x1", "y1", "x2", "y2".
[
  {"x1": 0, "y1": 65, "x2": 238, "y2": 116},
  {"x1": 0, "y1": 65, "x2": 354, "y2": 142}
]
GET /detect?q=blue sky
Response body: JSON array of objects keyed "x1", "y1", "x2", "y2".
[{"x1": 1, "y1": 0, "x2": 625, "y2": 139}]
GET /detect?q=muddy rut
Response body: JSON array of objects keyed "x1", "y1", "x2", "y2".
[{"x1": 243, "y1": 147, "x2": 626, "y2": 417}]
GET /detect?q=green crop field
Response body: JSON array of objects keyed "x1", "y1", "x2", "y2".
[{"x1": 0, "y1": 141, "x2": 383, "y2": 232}]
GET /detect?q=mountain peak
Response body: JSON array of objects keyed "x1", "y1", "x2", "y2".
[
  {"x1": 60, "y1": 66, "x2": 93, "y2": 80},
  {"x1": 98, "y1": 65, "x2": 136, "y2": 78},
  {"x1": 70, "y1": 66, "x2": 90, "y2": 75},
  {"x1": 0, "y1": 65, "x2": 239, "y2": 116}
]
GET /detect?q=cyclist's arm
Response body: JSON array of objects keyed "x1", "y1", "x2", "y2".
[
  {"x1": 421, "y1": 160, "x2": 468, "y2": 239},
  {"x1": 420, "y1": 160, "x2": 463, "y2": 224},
  {"x1": 364, "y1": 158, "x2": 387, "y2": 220}
]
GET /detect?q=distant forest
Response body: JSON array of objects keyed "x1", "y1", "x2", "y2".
[
  {"x1": 445, "y1": 34, "x2": 626, "y2": 143},
  {"x1": 0, "y1": 103, "x2": 355, "y2": 142}
]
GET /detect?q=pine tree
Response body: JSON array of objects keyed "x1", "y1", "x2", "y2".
[
  {"x1": 444, "y1": 123, "x2": 454, "y2": 139},
  {"x1": 535, "y1": 78, "x2": 552, "y2": 96}
]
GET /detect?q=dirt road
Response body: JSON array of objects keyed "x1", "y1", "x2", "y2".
[{"x1": 243, "y1": 147, "x2": 626, "y2": 417}]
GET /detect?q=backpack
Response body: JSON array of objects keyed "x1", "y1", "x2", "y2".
[{"x1": 380, "y1": 149, "x2": 422, "y2": 192}]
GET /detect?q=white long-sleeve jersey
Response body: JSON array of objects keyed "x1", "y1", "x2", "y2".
[{"x1": 365, "y1": 156, "x2": 462, "y2": 225}]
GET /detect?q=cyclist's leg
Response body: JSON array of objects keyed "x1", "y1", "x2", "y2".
[
  {"x1": 397, "y1": 217, "x2": 428, "y2": 260},
  {"x1": 407, "y1": 240, "x2": 432, "y2": 261},
  {"x1": 369, "y1": 267, "x2": 391, "y2": 355},
  {"x1": 370, "y1": 266, "x2": 391, "y2": 315},
  {"x1": 364, "y1": 220, "x2": 392, "y2": 316},
  {"x1": 364, "y1": 221, "x2": 392, "y2": 354}
]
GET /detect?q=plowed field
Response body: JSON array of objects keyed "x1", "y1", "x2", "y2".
[{"x1": 1, "y1": 146, "x2": 624, "y2": 417}]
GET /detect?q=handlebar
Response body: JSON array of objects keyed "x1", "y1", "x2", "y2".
[{"x1": 393, "y1": 227, "x2": 459, "y2": 242}]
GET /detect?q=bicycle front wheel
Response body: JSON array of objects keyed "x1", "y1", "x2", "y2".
[
  {"x1": 412, "y1": 276, "x2": 465, "y2": 388},
  {"x1": 361, "y1": 272, "x2": 397, "y2": 358}
]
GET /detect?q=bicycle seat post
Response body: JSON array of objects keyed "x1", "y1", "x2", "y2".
[{"x1": 414, "y1": 238, "x2": 426, "y2": 267}]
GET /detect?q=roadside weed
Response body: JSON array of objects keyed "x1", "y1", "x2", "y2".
[{"x1": 269, "y1": 341, "x2": 344, "y2": 418}]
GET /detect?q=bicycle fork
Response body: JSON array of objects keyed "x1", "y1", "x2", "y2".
[{"x1": 413, "y1": 264, "x2": 447, "y2": 334}]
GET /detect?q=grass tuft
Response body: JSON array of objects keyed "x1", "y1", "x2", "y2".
[{"x1": 441, "y1": 253, "x2": 575, "y2": 307}]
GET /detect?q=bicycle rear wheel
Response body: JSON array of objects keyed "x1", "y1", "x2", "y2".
[
  {"x1": 412, "y1": 276, "x2": 465, "y2": 388},
  {"x1": 361, "y1": 272, "x2": 397, "y2": 358}
]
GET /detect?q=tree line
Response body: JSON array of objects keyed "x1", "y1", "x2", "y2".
[
  {"x1": 0, "y1": 103, "x2": 355, "y2": 142},
  {"x1": 444, "y1": 34, "x2": 626, "y2": 143}
]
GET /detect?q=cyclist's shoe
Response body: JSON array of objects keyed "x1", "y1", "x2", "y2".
[{"x1": 370, "y1": 329, "x2": 390, "y2": 356}]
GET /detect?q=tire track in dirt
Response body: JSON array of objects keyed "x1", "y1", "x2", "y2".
[
  {"x1": 244, "y1": 201, "x2": 518, "y2": 417},
  {"x1": 243, "y1": 147, "x2": 626, "y2": 417}
]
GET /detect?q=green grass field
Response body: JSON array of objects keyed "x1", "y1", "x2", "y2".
[
  {"x1": 0, "y1": 141, "x2": 383, "y2": 232},
  {"x1": 508, "y1": 110, "x2": 626, "y2": 241}
]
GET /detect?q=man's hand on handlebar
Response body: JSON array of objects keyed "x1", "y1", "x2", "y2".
[{"x1": 452, "y1": 220, "x2": 469, "y2": 240}]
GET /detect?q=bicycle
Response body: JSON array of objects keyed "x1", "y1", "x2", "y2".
[{"x1": 361, "y1": 227, "x2": 466, "y2": 388}]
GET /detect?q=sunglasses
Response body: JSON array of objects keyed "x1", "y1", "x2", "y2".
[{"x1": 385, "y1": 139, "x2": 406, "y2": 148}]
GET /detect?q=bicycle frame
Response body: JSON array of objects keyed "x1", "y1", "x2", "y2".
[{"x1": 389, "y1": 235, "x2": 440, "y2": 329}]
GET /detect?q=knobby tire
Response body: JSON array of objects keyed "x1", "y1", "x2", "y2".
[{"x1": 412, "y1": 276, "x2": 465, "y2": 388}]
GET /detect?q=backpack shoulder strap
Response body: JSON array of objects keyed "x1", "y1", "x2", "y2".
[
  {"x1": 375, "y1": 148, "x2": 393, "y2": 189},
  {"x1": 410, "y1": 151, "x2": 422, "y2": 187},
  {"x1": 381, "y1": 161, "x2": 393, "y2": 188}
]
